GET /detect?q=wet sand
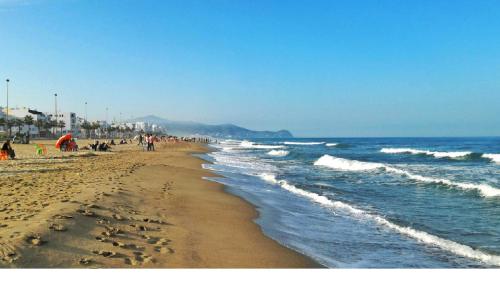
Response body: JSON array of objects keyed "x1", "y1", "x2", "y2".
[{"x1": 0, "y1": 139, "x2": 319, "y2": 268}]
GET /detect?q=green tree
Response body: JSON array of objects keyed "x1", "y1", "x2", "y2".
[
  {"x1": 81, "y1": 121, "x2": 91, "y2": 138},
  {"x1": 24, "y1": 115, "x2": 34, "y2": 134},
  {"x1": 58, "y1": 120, "x2": 66, "y2": 135},
  {"x1": 14, "y1": 118, "x2": 23, "y2": 135}
]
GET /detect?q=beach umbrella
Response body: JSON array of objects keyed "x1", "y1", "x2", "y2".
[{"x1": 55, "y1": 133, "x2": 72, "y2": 149}]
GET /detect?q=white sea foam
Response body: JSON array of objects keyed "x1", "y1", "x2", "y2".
[
  {"x1": 314, "y1": 155, "x2": 386, "y2": 171},
  {"x1": 314, "y1": 155, "x2": 500, "y2": 197},
  {"x1": 239, "y1": 140, "x2": 285, "y2": 149},
  {"x1": 267, "y1": 150, "x2": 290, "y2": 157},
  {"x1": 259, "y1": 173, "x2": 338, "y2": 206},
  {"x1": 284, "y1": 141, "x2": 325, "y2": 145},
  {"x1": 380, "y1": 148, "x2": 472, "y2": 159},
  {"x1": 326, "y1": 143, "x2": 339, "y2": 147},
  {"x1": 483, "y1": 154, "x2": 500, "y2": 164},
  {"x1": 258, "y1": 173, "x2": 500, "y2": 266}
]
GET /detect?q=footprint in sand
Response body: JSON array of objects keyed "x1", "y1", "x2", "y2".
[
  {"x1": 154, "y1": 246, "x2": 175, "y2": 254},
  {"x1": 95, "y1": 236, "x2": 110, "y2": 243},
  {"x1": 96, "y1": 218, "x2": 110, "y2": 225},
  {"x1": 78, "y1": 257, "x2": 93, "y2": 266},
  {"x1": 53, "y1": 214, "x2": 73, "y2": 220},
  {"x1": 0, "y1": 243, "x2": 18, "y2": 263},
  {"x1": 124, "y1": 251, "x2": 154, "y2": 265},
  {"x1": 133, "y1": 251, "x2": 154, "y2": 263},
  {"x1": 112, "y1": 214, "x2": 126, "y2": 221},
  {"x1": 142, "y1": 218, "x2": 165, "y2": 225},
  {"x1": 85, "y1": 204, "x2": 101, "y2": 209},
  {"x1": 49, "y1": 223, "x2": 67, "y2": 232},
  {"x1": 92, "y1": 250, "x2": 122, "y2": 258},
  {"x1": 77, "y1": 209, "x2": 96, "y2": 217},
  {"x1": 131, "y1": 224, "x2": 158, "y2": 232},
  {"x1": 25, "y1": 234, "x2": 45, "y2": 246},
  {"x1": 112, "y1": 241, "x2": 145, "y2": 251},
  {"x1": 104, "y1": 226, "x2": 124, "y2": 235}
]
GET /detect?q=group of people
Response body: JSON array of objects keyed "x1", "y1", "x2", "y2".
[
  {"x1": 79, "y1": 140, "x2": 111, "y2": 151},
  {"x1": 60, "y1": 139, "x2": 79, "y2": 152},
  {"x1": 137, "y1": 133, "x2": 156, "y2": 151}
]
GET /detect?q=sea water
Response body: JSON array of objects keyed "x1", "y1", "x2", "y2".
[{"x1": 197, "y1": 137, "x2": 500, "y2": 268}]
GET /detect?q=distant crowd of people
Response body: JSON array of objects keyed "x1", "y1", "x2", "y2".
[{"x1": 0, "y1": 134, "x2": 217, "y2": 160}]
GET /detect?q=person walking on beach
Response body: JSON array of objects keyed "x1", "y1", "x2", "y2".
[
  {"x1": 138, "y1": 134, "x2": 143, "y2": 146},
  {"x1": 145, "y1": 134, "x2": 151, "y2": 151},
  {"x1": 147, "y1": 133, "x2": 154, "y2": 151}
]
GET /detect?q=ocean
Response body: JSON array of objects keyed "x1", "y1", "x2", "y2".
[{"x1": 197, "y1": 137, "x2": 500, "y2": 268}]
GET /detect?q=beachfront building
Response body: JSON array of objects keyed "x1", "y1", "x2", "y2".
[
  {"x1": 133, "y1": 121, "x2": 149, "y2": 132},
  {"x1": 46, "y1": 112, "x2": 78, "y2": 134},
  {"x1": 0, "y1": 107, "x2": 49, "y2": 136},
  {"x1": 0, "y1": 107, "x2": 5, "y2": 134}
]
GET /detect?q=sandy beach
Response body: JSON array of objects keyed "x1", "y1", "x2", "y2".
[{"x1": 0, "y1": 140, "x2": 318, "y2": 268}]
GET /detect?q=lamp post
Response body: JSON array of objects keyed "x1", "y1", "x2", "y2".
[
  {"x1": 105, "y1": 107, "x2": 109, "y2": 138},
  {"x1": 85, "y1": 101, "x2": 88, "y2": 122},
  {"x1": 5, "y1": 79, "x2": 9, "y2": 136},
  {"x1": 5, "y1": 78, "x2": 9, "y2": 119},
  {"x1": 54, "y1": 93, "x2": 58, "y2": 136}
]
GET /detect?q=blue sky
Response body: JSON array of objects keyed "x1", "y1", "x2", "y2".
[{"x1": 1, "y1": 0, "x2": 499, "y2": 137}]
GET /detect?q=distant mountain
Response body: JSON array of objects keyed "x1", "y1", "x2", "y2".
[{"x1": 128, "y1": 115, "x2": 293, "y2": 138}]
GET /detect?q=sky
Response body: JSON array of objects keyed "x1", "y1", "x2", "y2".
[{"x1": 1, "y1": 0, "x2": 499, "y2": 137}]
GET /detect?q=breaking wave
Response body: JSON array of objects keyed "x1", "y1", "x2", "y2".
[
  {"x1": 284, "y1": 141, "x2": 325, "y2": 145},
  {"x1": 381, "y1": 148, "x2": 500, "y2": 164},
  {"x1": 483, "y1": 154, "x2": 500, "y2": 164},
  {"x1": 380, "y1": 148, "x2": 473, "y2": 159},
  {"x1": 267, "y1": 150, "x2": 290, "y2": 157},
  {"x1": 239, "y1": 140, "x2": 285, "y2": 149},
  {"x1": 326, "y1": 143, "x2": 339, "y2": 147},
  {"x1": 258, "y1": 173, "x2": 500, "y2": 267},
  {"x1": 314, "y1": 155, "x2": 500, "y2": 197}
]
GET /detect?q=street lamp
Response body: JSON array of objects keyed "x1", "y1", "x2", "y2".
[
  {"x1": 54, "y1": 93, "x2": 58, "y2": 136},
  {"x1": 5, "y1": 79, "x2": 9, "y2": 136},
  {"x1": 85, "y1": 101, "x2": 88, "y2": 122},
  {"x1": 5, "y1": 78, "x2": 9, "y2": 117}
]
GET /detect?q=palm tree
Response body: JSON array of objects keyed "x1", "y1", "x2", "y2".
[
  {"x1": 0, "y1": 117, "x2": 5, "y2": 135},
  {"x1": 6, "y1": 118, "x2": 14, "y2": 137},
  {"x1": 81, "y1": 121, "x2": 91, "y2": 138},
  {"x1": 42, "y1": 120, "x2": 53, "y2": 138},
  {"x1": 13, "y1": 118, "x2": 23, "y2": 135},
  {"x1": 35, "y1": 118, "x2": 45, "y2": 137},
  {"x1": 24, "y1": 115, "x2": 34, "y2": 135},
  {"x1": 58, "y1": 120, "x2": 66, "y2": 135},
  {"x1": 48, "y1": 119, "x2": 58, "y2": 138},
  {"x1": 91, "y1": 122, "x2": 100, "y2": 138},
  {"x1": 23, "y1": 115, "x2": 34, "y2": 143}
]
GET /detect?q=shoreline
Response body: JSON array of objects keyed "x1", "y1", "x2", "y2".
[
  {"x1": 0, "y1": 140, "x2": 320, "y2": 268},
  {"x1": 193, "y1": 145, "x2": 325, "y2": 268},
  {"x1": 184, "y1": 145, "x2": 323, "y2": 268}
]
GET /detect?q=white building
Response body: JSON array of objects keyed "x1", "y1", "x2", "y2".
[
  {"x1": 47, "y1": 112, "x2": 77, "y2": 134},
  {"x1": 134, "y1": 121, "x2": 148, "y2": 132},
  {"x1": 1, "y1": 107, "x2": 49, "y2": 136}
]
